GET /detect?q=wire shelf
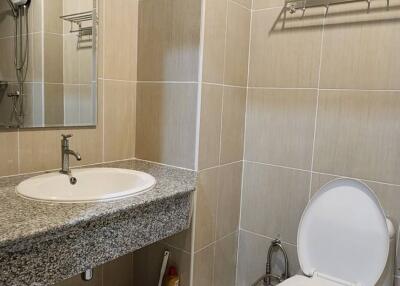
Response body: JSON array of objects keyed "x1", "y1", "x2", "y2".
[{"x1": 60, "y1": 10, "x2": 97, "y2": 48}]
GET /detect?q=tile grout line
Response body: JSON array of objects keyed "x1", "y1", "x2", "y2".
[
  {"x1": 199, "y1": 160, "x2": 242, "y2": 172},
  {"x1": 241, "y1": 228, "x2": 297, "y2": 247},
  {"x1": 308, "y1": 14, "x2": 326, "y2": 200},
  {"x1": 236, "y1": 0, "x2": 254, "y2": 284},
  {"x1": 244, "y1": 159, "x2": 400, "y2": 189},
  {"x1": 190, "y1": 0, "x2": 207, "y2": 282}
]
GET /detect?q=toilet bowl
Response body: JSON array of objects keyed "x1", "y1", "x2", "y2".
[{"x1": 278, "y1": 178, "x2": 395, "y2": 286}]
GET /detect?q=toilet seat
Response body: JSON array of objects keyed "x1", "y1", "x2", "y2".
[
  {"x1": 279, "y1": 275, "x2": 344, "y2": 286},
  {"x1": 292, "y1": 179, "x2": 390, "y2": 286}
]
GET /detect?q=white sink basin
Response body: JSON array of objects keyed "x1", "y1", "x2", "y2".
[{"x1": 16, "y1": 168, "x2": 156, "y2": 203}]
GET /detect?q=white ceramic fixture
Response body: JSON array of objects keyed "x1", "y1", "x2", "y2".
[
  {"x1": 16, "y1": 168, "x2": 156, "y2": 203},
  {"x1": 278, "y1": 178, "x2": 392, "y2": 286}
]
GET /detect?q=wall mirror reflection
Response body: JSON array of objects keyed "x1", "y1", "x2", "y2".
[{"x1": 0, "y1": 0, "x2": 97, "y2": 128}]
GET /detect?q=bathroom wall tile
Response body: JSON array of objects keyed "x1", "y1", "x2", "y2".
[
  {"x1": 138, "y1": 0, "x2": 201, "y2": 81},
  {"x1": 44, "y1": 84, "x2": 64, "y2": 126},
  {"x1": 19, "y1": 129, "x2": 63, "y2": 173},
  {"x1": 249, "y1": 8, "x2": 324, "y2": 88},
  {"x1": 241, "y1": 162, "x2": 310, "y2": 244},
  {"x1": 320, "y1": 0, "x2": 400, "y2": 90},
  {"x1": 0, "y1": 131, "x2": 18, "y2": 177},
  {"x1": 136, "y1": 83, "x2": 197, "y2": 169},
  {"x1": 79, "y1": 46, "x2": 93, "y2": 84},
  {"x1": 253, "y1": 0, "x2": 285, "y2": 9},
  {"x1": 195, "y1": 167, "x2": 219, "y2": 251},
  {"x1": 232, "y1": 0, "x2": 253, "y2": 9},
  {"x1": 63, "y1": 34, "x2": 79, "y2": 84},
  {"x1": 0, "y1": 0, "x2": 15, "y2": 38},
  {"x1": 193, "y1": 244, "x2": 215, "y2": 286},
  {"x1": 103, "y1": 253, "x2": 134, "y2": 286},
  {"x1": 54, "y1": 266, "x2": 102, "y2": 286},
  {"x1": 44, "y1": 33, "x2": 63, "y2": 83},
  {"x1": 103, "y1": 80, "x2": 135, "y2": 161},
  {"x1": 214, "y1": 232, "x2": 238, "y2": 286},
  {"x1": 220, "y1": 86, "x2": 246, "y2": 164},
  {"x1": 224, "y1": 2, "x2": 251, "y2": 87},
  {"x1": 33, "y1": 33, "x2": 43, "y2": 82},
  {"x1": 198, "y1": 84, "x2": 223, "y2": 170},
  {"x1": 202, "y1": 0, "x2": 228, "y2": 83},
  {"x1": 0, "y1": 37, "x2": 16, "y2": 82},
  {"x1": 245, "y1": 88, "x2": 317, "y2": 169},
  {"x1": 31, "y1": 0, "x2": 43, "y2": 33},
  {"x1": 164, "y1": 228, "x2": 193, "y2": 253},
  {"x1": 216, "y1": 162, "x2": 243, "y2": 239},
  {"x1": 133, "y1": 242, "x2": 191, "y2": 286},
  {"x1": 313, "y1": 90, "x2": 400, "y2": 185},
  {"x1": 237, "y1": 230, "x2": 300, "y2": 286},
  {"x1": 104, "y1": 0, "x2": 137, "y2": 81},
  {"x1": 44, "y1": 0, "x2": 63, "y2": 34}
]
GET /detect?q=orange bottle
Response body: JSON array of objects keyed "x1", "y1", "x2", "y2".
[{"x1": 164, "y1": 266, "x2": 180, "y2": 286}]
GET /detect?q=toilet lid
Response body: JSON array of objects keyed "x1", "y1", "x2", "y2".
[{"x1": 297, "y1": 178, "x2": 389, "y2": 286}]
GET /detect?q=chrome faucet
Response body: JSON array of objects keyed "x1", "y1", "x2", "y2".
[{"x1": 60, "y1": 134, "x2": 81, "y2": 175}]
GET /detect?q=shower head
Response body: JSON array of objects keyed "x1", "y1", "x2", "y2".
[
  {"x1": 6, "y1": 0, "x2": 18, "y2": 17},
  {"x1": 6, "y1": 0, "x2": 30, "y2": 17}
]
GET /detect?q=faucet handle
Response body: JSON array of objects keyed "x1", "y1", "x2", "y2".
[{"x1": 61, "y1": 134, "x2": 72, "y2": 140}]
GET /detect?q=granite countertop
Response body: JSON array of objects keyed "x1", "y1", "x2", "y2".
[{"x1": 0, "y1": 159, "x2": 197, "y2": 250}]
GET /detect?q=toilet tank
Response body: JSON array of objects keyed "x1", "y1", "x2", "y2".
[{"x1": 377, "y1": 218, "x2": 396, "y2": 286}]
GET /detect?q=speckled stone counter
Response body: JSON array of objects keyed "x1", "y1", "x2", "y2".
[{"x1": 0, "y1": 160, "x2": 196, "y2": 286}]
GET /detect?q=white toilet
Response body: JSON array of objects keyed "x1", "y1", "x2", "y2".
[{"x1": 279, "y1": 178, "x2": 395, "y2": 286}]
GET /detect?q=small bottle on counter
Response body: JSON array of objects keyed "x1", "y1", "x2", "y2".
[{"x1": 164, "y1": 266, "x2": 180, "y2": 286}]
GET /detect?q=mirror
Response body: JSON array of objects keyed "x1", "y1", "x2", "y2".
[{"x1": 0, "y1": 0, "x2": 97, "y2": 128}]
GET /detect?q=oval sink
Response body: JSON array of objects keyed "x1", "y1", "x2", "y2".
[{"x1": 16, "y1": 168, "x2": 156, "y2": 203}]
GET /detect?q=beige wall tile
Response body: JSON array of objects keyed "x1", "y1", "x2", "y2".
[
  {"x1": 138, "y1": 0, "x2": 201, "y2": 81},
  {"x1": 253, "y1": 0, "x2": 285, "y2": 9},
  {"x1": 63, "y1": 35, "x2": 79, "y2": 84},
  {"x1": 44, "y1": 33, "x2": 63, "y2": 83},
  {"x1": 237, "y1": 230, "x2": 300, "y2": 286},
  {"x1": 220, "y1": 86, "x2": 246, "y2": 164},
  {"x1": 313, "y1": 90, "x2": 400, "y2": 185},
  {"x1": 195, "y1": 167, "x2": 219, "y2": 251},
  {"x1": 136, "y1": 83, "x2": 197, "y2": 169},
  {"x1": 103, "y1": 80, "x2": 135, "y2": 162},
  {"x1": 232, "y1": 0, "x2": 253, "y2": 9},
  {"x1": 0, "y1": 0, "x2": 15, "y2": 37},
  {"x1": 216, "y1": 162, "x2": 243, "y2": 239},
  {"x1": 0, "y1": 131, "x2": 18, "y2": 176},
  {"x1": 164, "y1": 228, "x2": 193, "y2": 253},
  {"x1": 241, "y1": 162, "x2": 310, "y2": 244},
  {"x1": 103, "y1": 253, "x2": 134, "y2": 286},
  {"x1": 44, "y1": 84, "x2": 64, "y2": 126},
  {"x1": 202, "y1": 0, "x2": 228, "y2": 83},
  {"x1": 33, "y1": 33, "x2": 43, "y2": 82},
  {"x1": 0, "y1": 37, "x2": 16, "y2": 82},
  {"x1": 97, "y1": 0, "x2": 104, "y2": 79},
  {"x1": 19, "y1": 129, "x2": 63, "y2": 173},
  {"x1": 320, "y1": 0, "x2": 400, "y2": 90},
  {"x1": 104, "y1": 0, "x2": 137, "y2": 81},
  {"x1": 224, "y1": 2, "x2": 251, "y2": 87},
  {"x1": 214, "y1": 232, "x2": 238, "y2": 286},
  {"x1": 249, "y1": 8, "x2": 324, "y2": 88},
  {"x1": 245, "y1": 88, "x2": 317, "y2": 169},
  {"x1": 198, "y1": 84, "x2": 223, "y2": 170},
  {"x1": 193, "y1": 244, "x2": 215, "y2": 286},
  {"x1": 69, "y1": 127, "x2": 103, "y2": 167},
  {"x1": 54, "y1": 266, "x2": 102, "y2": 286},
  {"x1": 44, "y1": 0, "x2": 63, "y2": 34}
]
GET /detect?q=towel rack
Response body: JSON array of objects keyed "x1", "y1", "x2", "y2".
[
  {"x1": 285, "y1": 0, "x2": 390, "y2": 16},
  {"x1": 60, "y1": 10, "x2": 97, "y2": 47}
]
